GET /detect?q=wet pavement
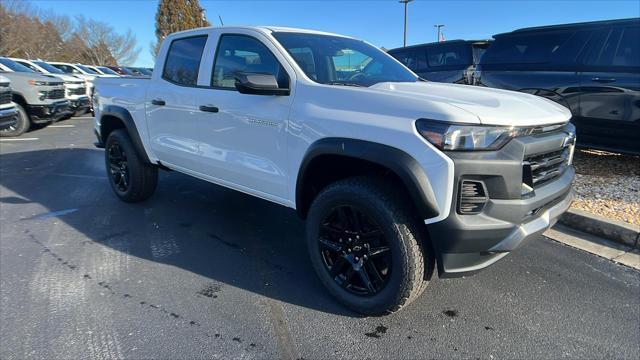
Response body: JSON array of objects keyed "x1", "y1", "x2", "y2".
[{"x1": 1, "y1": 117, "x2": 639, "y2": 359}]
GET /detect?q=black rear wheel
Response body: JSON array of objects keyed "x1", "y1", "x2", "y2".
[
  {"x1": 306, "y1": 177, "x2": 433, "y2": 315},
  {"x1": 104, "y1": 129, "x2": 158, "y2": 202}
]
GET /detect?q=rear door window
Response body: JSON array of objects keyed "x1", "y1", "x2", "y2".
[
  {"x1": 586, "y1": 26, "x2": 640, "y2": 68},
  {"x1": 482, "y1": 31, "x2": 573, "y2": 65},
  {"x1": 162, "y1": 35, "x2": 208, "y2": 86},
  {"x1": 390, "y1": 49, "x2": 427, "y2": 72},
  {"x1": 425, "y1": 43, "x2": 471, "y2": 68},
  {"x1": 613, "y1": 26, "x2": 640, "y2": 67}
]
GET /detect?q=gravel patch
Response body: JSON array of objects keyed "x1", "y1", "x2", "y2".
[{"x1": 571, "y1": 149, "x2": 640, "y2": 226}]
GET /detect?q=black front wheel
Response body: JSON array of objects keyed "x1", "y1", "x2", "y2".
[
  {"x1": 104, "y1": 129, "x2": 158, "y2": 202},
  {"x1": 0, "y1": 103, "x2": 30, "y2": 137},
  {"x1": 306, "y1": 177, "x2": 433, "y2": 315}
]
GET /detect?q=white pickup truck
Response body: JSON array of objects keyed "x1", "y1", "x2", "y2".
[{"x1": 94, "y1": 26, "x2": 576, "y2": 315}]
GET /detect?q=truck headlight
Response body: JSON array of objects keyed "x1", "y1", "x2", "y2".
[{"x1": 416, "y1": 119, "x2": 532, "y2": 151}]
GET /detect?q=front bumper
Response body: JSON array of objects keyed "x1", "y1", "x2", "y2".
[
  {"x1": 428, "y1": 124, "x2": 576, "y2": 276},
  {"x1": 69, "y1": 96, "x2": 90, "y2": 112},
  {"x1": 0, "y1": 107, "x2": 19, "y2": 130},
  {"x1": 27, "y1": 100, "x2": 72, "y2": 123}
]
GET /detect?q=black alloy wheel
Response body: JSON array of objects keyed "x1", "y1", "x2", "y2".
[
  {"x1": 318, "y1": 205, "x2": 392, "y2": 296},
  {"x1": 108, "y1": 141, "x2": 129, "y2": 193}
]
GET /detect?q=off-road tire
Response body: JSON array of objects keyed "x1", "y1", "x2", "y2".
[
  {"x1": 0, "y1": 103, "x2": 30, "y2": 137},
  {"x1": 104, "y1": 129, "x2": 158, "y2": 202},
  {"x1": 306, "y1": 176, "x2": 433, "y2": 315}
]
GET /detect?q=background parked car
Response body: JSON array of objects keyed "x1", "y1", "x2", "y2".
[
  {"x1": 475, "y1": 18, "x2": 639, "y2": 155},
  {"x1": 106, "y1": 65, "x2": 135, "y2": 76},
  {"x1": 389, "y1": 40, "x2": 491, "y2": 84},
  {"x1": 0, "y1": 75, "x2": 19, "y2": 133},
  {"x1": 10, "y1": 58, "x2": 91, "y2": 117},
  {"x1": 83, "y1": 65, "x2": 107, "y2": 75},
  {"x1": 95, "y1": 66, "x2": 121, "y2": 76},
  {"x1": 125, "y1": 67, "x2": 152, "y2": 76},
  {"x1": 0, "y1": 57, "x2": 70, "y2": 136},
  {"x1": 47, "y1": 61, "x2": 98, "y2": 98}
]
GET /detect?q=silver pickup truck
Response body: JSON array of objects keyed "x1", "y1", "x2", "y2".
[{"x1": 0, "y1": 57, "x2": 71, "y2": 136}]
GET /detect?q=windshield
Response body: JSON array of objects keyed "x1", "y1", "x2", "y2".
[
  {"x1": 272, "y1": 32, "x2": 417, "y2": 87},
  {"x1": 33, "y1": 61, "x2": 64, "y2": 74},
  {"x1": 131, "y1": 67, "x2": 152, "y2": 76},
  {"x1": 97, "y1": 66, "x2": 119, "y2": 75},
  {"x1": 77, "y1": 64, "x2": 99, "y2": 74},
  {"x1": 0, "y1": 58, "x2": 35, "y2": 73}
]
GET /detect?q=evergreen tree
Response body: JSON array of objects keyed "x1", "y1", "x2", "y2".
[{"x1": 152, "y1": 0, "x2": 210, "y2": 56}]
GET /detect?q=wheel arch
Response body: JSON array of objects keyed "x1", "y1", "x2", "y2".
[
  {"x1": 295, "y1": 138, "x2": 440, "y2": 220},
  {"x1": 99, "y1": 105, "x2": 151, "y2": 164},
  {"x1": 11, "y1": 93, "x2": 27, "y2": 107}
]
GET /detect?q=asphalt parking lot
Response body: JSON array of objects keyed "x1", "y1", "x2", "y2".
[{"x1": 1, "y1": 117, "x2": 639, "y2": 359}]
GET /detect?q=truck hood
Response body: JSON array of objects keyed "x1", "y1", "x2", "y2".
[
  {"x1": 370, "y1": 81, "x2": 571, "y2": 127},
  {"x1": 0, "y1": 71, "x2": 63, "y2": 85},
  {"x1": 48, "y1": 73, "x2": 84, "y2": 84}
]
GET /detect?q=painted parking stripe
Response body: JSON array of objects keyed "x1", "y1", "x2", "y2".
[
  {"x1": 0, "y1": 138, "x2": 39, "y2": 141},
  {"x1": 49, "y1": 124, "x2": 75, "y2": 128}
]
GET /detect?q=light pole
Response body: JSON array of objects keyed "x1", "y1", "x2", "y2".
[
  {"x1": 399, "y1": 0, "x2": 414, "y2": 47},
  {"x1": 434, "y1": 24, "x2": 445, "y2": 42}
]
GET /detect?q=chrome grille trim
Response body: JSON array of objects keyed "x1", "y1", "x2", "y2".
[{"x1": 0, "y1": 89, "x2": 12, "y2": 105}]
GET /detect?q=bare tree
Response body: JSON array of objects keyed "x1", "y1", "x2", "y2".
[
  {"x1": 0, "y1": 0, "x2": 140, "y2": 65},
  {"x1": 74, "y1": 15, "x2": 140, "y2": 65}
]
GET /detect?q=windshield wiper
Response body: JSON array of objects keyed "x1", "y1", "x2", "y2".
[{"x1": 325, "y1": 82, "x2": 365, "y2": 87}]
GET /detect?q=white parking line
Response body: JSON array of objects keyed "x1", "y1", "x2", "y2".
[
  {"x1": 49, "y1": 125, "x2": 75, "y2": 128},
  {"x1": 0, "y1": 138, "x2": 39, "y2": 141}
]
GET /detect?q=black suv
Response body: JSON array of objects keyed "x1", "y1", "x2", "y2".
[
  {"x1": 476, "y1": 18, "x2": 640, "y2": 155},
  {"x1": 388, "y1": 40, "x2": 491, "y2": 84}
]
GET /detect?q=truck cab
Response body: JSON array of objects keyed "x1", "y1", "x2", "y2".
[{"x1": 94, "y1": 26, "x2": 575, "y2": 315}]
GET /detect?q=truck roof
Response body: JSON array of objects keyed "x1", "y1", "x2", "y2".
[
  {"x1": 168, "y1": 25, "x2": 351, "y2": 39},
  {"x1": 494, "y1": 17, "x2": 640, "y2": 37},
  {"x1": 387, "y1": 39, "x2": 491, "y2": 53}
]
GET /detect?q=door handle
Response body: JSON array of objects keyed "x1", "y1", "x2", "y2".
[
  {"x1": 591, "y1": 77, "x2": 616, "y2": 83},
  {"x1": 151, "y1": 99, "x2": 166, "y2": 106},
  {"x1": 199, "y1": 105, "x2": 219, "y2": 113}
]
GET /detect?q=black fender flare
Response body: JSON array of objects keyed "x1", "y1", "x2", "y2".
[
  {"x1": 100, "y1": 105, "x2": 151, "y2": 164},
  {"x1": 296, "y1": 138, "x2": 440, "y2": 219}
]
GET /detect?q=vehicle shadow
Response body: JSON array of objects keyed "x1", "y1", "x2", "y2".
[{"x1": 0, "y1": 147, "x2": 356, "y2": 316}]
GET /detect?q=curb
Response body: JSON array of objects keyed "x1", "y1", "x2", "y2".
[{"x1": 560, "y1": 208, "x2": 640, "y2": 249}]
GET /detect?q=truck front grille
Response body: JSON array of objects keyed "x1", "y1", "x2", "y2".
[
  {"x1": 0, "y1": 90, "x2": 11, "y2": 105},
  {"x1": 44, "y1": 89, "x2": 65, "y2": 100},
  {"x1": 523, "y1": 147, "x2": 570, "y2": 188},
  {"x1": 68, "y1": 87, "x2": 87, "y2": 96}
]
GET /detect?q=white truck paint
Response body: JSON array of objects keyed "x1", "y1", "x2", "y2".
[{"x1": 94, "y1": 26, "x2": 576, "y2": 314}]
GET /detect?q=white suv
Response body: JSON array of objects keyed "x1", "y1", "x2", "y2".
[{"x1": 93, "y1": 26, "x2": 576, "y2": 315}]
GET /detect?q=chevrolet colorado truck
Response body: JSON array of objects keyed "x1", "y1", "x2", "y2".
[
  {"x1": 0, "y1": 75, "x2": 19, "y2": 132},
  {"x1": 94, "y1": 26, "x2": 576, "y2": 315},
  {"x1": 11, "y1": 58, "x2": 91, "y2": 117},
  {"x1": 0, "y1": 57, "x2": 70, "y2": 136}
]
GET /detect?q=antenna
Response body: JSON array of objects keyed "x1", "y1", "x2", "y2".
[{"x1": 218, "y1": 15, "x2": 224, "y2": 26}]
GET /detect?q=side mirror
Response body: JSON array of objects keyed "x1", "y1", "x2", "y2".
[{"x1": 234, "y1": 72, "x2": 290, "y2": 96}]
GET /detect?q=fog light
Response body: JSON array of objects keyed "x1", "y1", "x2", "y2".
[{"x1": 458, "y1": 180, "x2": 488, "y2": 214}]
